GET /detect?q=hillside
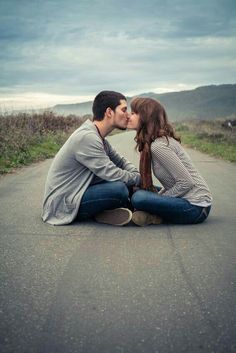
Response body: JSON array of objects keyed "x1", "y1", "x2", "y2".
[{"x1": 52, "y1": 84, "x2": 236, "y2": 121}]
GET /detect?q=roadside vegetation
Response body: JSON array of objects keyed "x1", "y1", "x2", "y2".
[
  {"x1": 175, "y1": 119, "x2": 236, "y2": 162},
  {"x1": 0, "y1": 111, "x2": 87, "y2": 174},
  {"x1": 0, "y1": 112, "x2": 235, "y2": 175}
]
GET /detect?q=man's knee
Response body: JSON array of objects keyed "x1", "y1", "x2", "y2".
[{"x1": 112, "y1": 181, "x2": 129, "y2": 201}]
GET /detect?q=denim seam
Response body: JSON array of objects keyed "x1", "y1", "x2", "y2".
[
  {"x1": 80, "y1": 197, "x2": 124, "y2": 205},
  {"x1": 194, "y1": 208, "x2": 208, "y2": 224},
  {"x1": 183, "y1": 207, "x2": 195, "y2": 212}
]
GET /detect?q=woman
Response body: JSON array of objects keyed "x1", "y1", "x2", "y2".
[{"x1": 127, "y1": 97, "x2": 212, "y2": 226}]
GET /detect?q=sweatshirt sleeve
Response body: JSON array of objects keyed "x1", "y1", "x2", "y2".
[
  {"x1": 151, "y1": 142, "x2": 195, "y2": 197},
  {"x1": 74, "y1": 132, "x2": 140, "y2": 186},
  {"x1": 105, "y1": 140, "x2": 139, "y2": 173}
]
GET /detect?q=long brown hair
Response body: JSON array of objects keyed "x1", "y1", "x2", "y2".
[{"x1": 130, "y1": 97, "x2": 181, "y2": 192}]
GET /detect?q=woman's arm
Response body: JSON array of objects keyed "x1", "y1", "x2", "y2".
[{"x1": 152, "y1": 143, "x2": 195, "y2": 197}]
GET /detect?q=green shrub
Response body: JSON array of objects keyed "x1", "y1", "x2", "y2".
[
  {"x1": 175, "y1": 120, "x2": 236, "y2": 162},
  {"x1": 0, "y1": 111, "x2": 84, "y2": 174}
]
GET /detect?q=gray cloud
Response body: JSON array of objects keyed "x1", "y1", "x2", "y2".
[{"x1": 0, "y1": 0, "x2": 236, "y2": 107}]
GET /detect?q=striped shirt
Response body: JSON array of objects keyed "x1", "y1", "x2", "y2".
[{"x1": 151, "y1": 137, "x2": 212, "y2": 207}]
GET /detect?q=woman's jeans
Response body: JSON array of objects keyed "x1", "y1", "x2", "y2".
[
  {"x1": 131, "y1": 189, "x2": 211, "y2": 224},
  {"x1": 77, "y1": 181, "x2": 130, "y2": 221}
]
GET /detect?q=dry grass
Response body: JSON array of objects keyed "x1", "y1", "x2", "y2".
[
  {"x1": 175, "y1": 119, "x2": 236, "y2": 162},
  {"x1": 0, "y1": 111, "x2": 86, "y2": 173}
]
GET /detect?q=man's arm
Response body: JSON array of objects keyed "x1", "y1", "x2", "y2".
[
  {"x1": 105, "y1": 140, "x2": 139, "y2": 173},
  {"x1": 74, "y1": 132, "x2": 140, "y2": 186}
]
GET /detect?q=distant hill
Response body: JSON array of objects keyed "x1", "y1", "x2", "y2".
[
  {"x1": 52, "y1": 84, "x2": 236, "y2": 121},
  {"x1": 52, "y1": 101, "x2": 92, "y2": 116}
]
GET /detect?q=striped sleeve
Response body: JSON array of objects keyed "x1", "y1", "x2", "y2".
[{"x1": 151, "y1": 142, "x2": 195, "y2": 197}]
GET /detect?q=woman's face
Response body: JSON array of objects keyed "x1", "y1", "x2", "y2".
[{"x1": 127, "y1": 111, "x2": 140, "y2": 130}]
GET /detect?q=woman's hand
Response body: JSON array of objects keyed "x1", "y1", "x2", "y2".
[
  {"x1": 158, "y1": 188, "x2": 166, "y2": 195},
  {"x1": 132, "y1": 186, "x2": 141, "y2": 193}
]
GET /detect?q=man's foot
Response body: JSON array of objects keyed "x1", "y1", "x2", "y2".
[
  {"x1": 132, "y1": 211, "x2": 162, "y2": 226},
  {"x1": 94, "y1": 208, "x2": 132, "y2": 226}
]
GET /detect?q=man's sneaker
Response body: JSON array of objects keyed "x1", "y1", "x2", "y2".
[
  {"x1": 94, "y1": 208, "x2": 132, "y2": 226},
  {"x1": 132, "y1": 211, "x2": 162, "y2": 226}
]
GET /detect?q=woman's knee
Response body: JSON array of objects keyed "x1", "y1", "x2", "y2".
[{"x1": 131, "y1": 190, "x2": 147, "y2": 208}]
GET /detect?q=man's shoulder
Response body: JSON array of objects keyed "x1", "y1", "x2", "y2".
[
  {"x1": 77, "y1": 119, "x2": 95, "y2": 133},
  {"x1": 68, "y1": 120, "x2": 103, "y2": 150},
  {"x1": 71, "y1": 120, "x2": 97, "y2": 139}
]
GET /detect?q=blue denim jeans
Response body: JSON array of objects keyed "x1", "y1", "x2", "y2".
[
  {"x1": 131, "y1": 189, "x2": 211, "y2": 224},
  {"x1": 77, "y1": 181, "x2": 130, "y2": 221}
]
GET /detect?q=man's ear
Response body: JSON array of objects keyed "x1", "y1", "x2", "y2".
[{"x1": 105, "y1": 107, "x2": 113, "y2": 118}]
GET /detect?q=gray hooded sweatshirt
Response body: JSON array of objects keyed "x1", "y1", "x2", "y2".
[{"x1": 42, "y1": 120, "x2": 140, "y2": 225}]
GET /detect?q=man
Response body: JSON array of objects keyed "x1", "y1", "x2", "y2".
[{"x1": 42, "y1": 91, "x2": 140, "y2": 226}]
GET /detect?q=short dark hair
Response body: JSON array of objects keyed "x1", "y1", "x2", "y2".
[{"x1": 92, "y1": 90, "x2": 126, "y2": 121}]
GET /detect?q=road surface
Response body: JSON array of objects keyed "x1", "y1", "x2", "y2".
[{"x1": 0, "y1": 131, "x2": 235, "y2": 353}]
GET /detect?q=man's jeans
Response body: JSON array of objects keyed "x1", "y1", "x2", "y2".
[
  {"x1": 77, "y1": 181, "x2": 130, "y2": 221},
  {"x1": 131, "y1": 189, "x2": 211, "y2": 224}
]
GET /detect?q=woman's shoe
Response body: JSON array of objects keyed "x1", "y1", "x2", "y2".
[
  {"x1": 95, "y1": 208, "x2": 132, "y2": 226},
  {"x1": 132, "y1": 211, "x2": 162, "y2": 226}
]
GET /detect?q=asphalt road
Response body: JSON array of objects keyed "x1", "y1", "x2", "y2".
[{"x1": 0, "y1": 131, "x2": 235, "y2": 353}]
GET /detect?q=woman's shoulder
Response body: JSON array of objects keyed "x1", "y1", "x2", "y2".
[
  {"x1": 152, "y1": 136, "x2": 167, "y2": 145},
  {"x1": 151, "y1": 136, "x2": 182, "y2": 154},
  {"x1": 152, "y1": 136, "x2": 178, "y2": 147}
]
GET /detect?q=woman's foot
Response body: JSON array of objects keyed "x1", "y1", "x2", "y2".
[{"x1": 132, "y1": 211, "x2": 162, "y2": 226}]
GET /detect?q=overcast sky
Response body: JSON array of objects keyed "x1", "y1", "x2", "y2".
[{"x1": 0, "y1": 0, "x2": 236, "y2": 110}]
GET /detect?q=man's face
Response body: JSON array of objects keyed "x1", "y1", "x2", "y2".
[{"x1": 112, "y1": 99, "x2": 129, "y2": 130}]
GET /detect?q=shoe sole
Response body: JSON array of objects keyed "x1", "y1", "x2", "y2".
[
  {"x1": 132, "y1": 211, "x2": 162, "y2": 226},
  {"x1": 95, "y1": 208, "x2": 132, "y2": 226}
]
